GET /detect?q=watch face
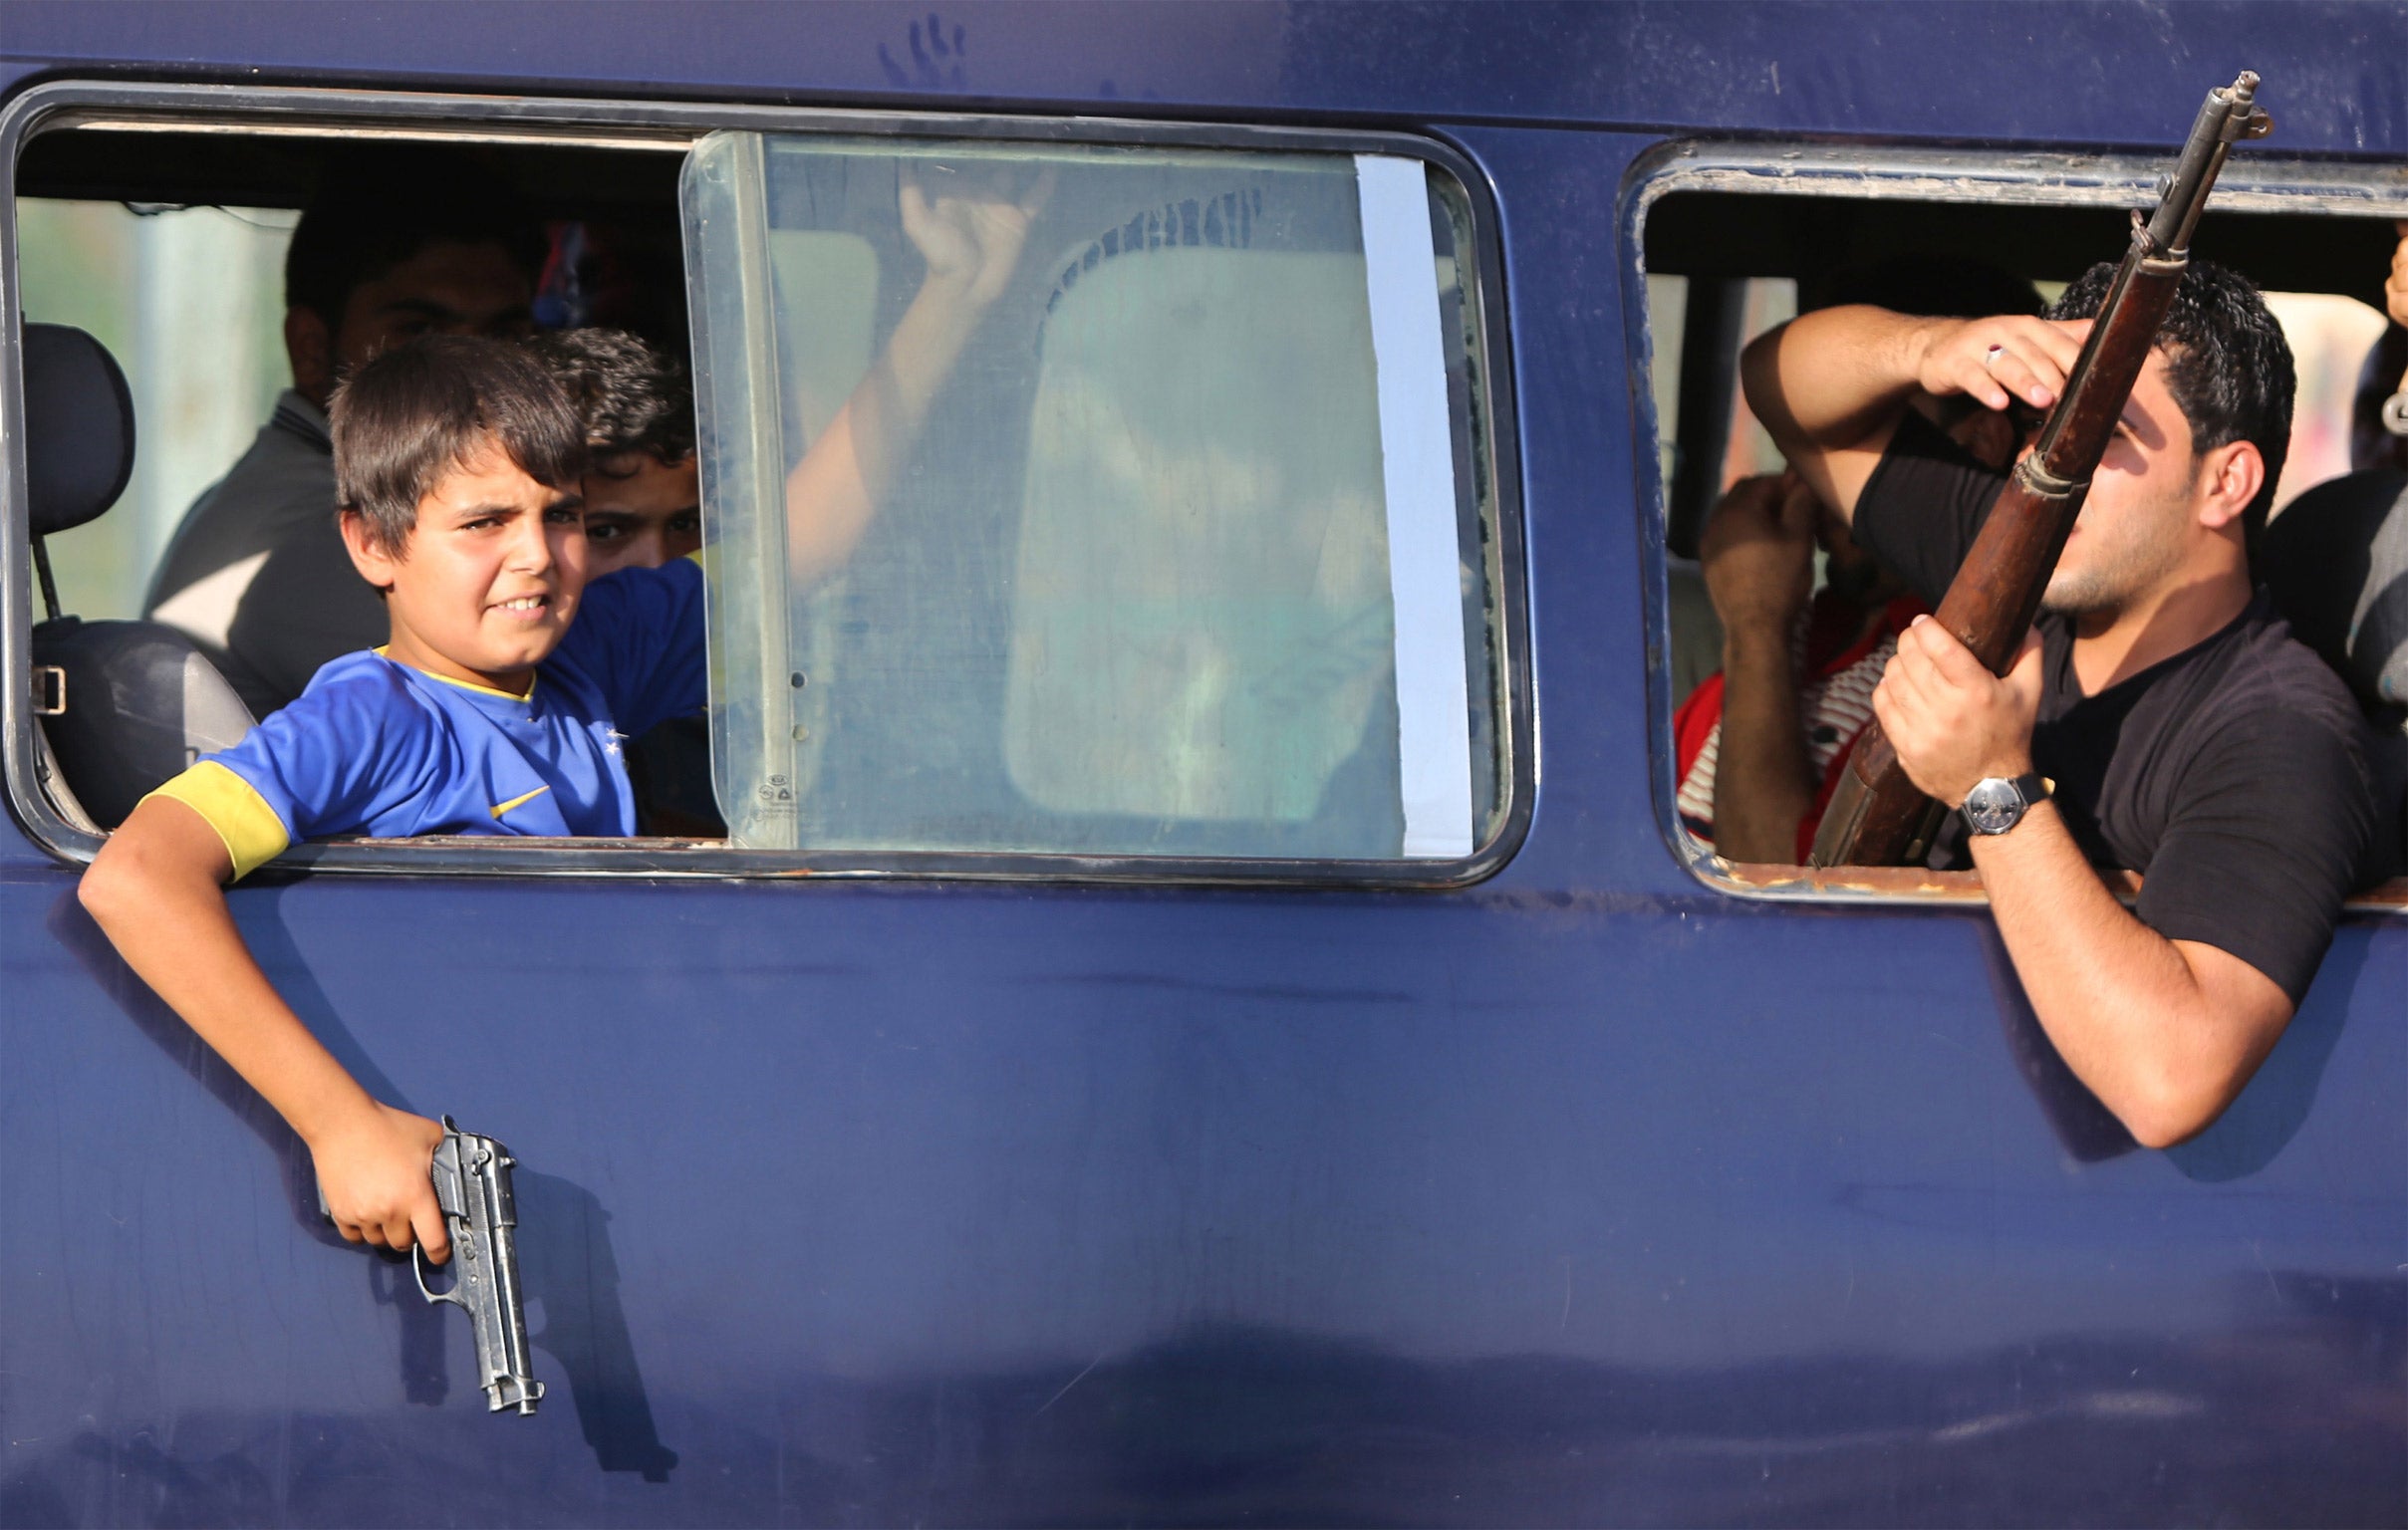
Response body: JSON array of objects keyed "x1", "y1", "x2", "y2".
[{"x1": 1963, "y1": 777, "x2": 2024, "y2": 836}]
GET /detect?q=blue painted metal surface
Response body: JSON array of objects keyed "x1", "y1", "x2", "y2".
[{"x1": 3, "y1": 5, "x2": 2403, "y2": 1525}]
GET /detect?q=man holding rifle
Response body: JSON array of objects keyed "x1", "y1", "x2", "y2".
[{"x1": 1742, "y1": 259, "x2": 2381, "y2": 1148}]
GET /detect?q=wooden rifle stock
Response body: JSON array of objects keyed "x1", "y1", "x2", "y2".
[{"x1": 1808, "y1": 71, "x2": 2274, "y2": 868}]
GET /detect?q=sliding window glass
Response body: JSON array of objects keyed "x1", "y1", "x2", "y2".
[{"x1": 684, "y1": 133, "x2": 1505, "y2": 860}]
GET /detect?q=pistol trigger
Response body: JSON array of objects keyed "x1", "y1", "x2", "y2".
[{"x1": 412, "y1": 1244, "x2": 468, "y2": 1309}]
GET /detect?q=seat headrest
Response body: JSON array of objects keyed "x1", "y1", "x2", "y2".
[
  {"x1": 23, "y1": 323, "x2": 136, "y2": 538},
  {"x1": 2261, "y1": 468, "x2": 2408, "y2": 711}
]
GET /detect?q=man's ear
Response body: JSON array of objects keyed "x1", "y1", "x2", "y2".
[
  {"x1": 284, "y1": 307, "x2": 335, "y2": 409},
  {"x1": 339, "y1": 510, "x2": 401, "y2": 592},
  {"x1": 2194, "y1": 440, "x2": 2265, "y2": 532}
]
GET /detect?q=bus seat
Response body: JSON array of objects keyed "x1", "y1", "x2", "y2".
[
  {"x1": 2263, "y1": 468, "x2": 2408, "y2": 714},
  {"x1": 2262, "y1": 467, "x2": 2408, "y2": 874},
  {"x1": 24, "y1": 323, "x2": 255, "y2": 829}
]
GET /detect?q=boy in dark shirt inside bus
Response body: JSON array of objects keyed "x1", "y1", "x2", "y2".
[{"x1": 1741, "y1": 258, "x2": 2382, "y2": 1148}]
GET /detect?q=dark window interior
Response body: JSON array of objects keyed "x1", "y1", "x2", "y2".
[
  {"x1": 1646, "y1": 192, "x2": 2401, "y2": 557},
  {"x1": 19, "y1": 129, "x2": 691, "y2": 350}
]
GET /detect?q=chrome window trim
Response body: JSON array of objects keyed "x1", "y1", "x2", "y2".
[
  {"x1": 1620, "y1": 137, "x2": 2408, "y2": 914},
  {"x1": 1, "y1": 80, "x2": 1530, "y2": 888}
]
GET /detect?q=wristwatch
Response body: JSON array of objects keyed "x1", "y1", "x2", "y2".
[{"x1": 1962, "y1": 773, "x2": 2051, "y2": 837}]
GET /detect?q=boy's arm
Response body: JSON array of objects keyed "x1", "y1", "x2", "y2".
[
  {"x1": 79, "y1": 795, "x2": 451, "y2": 1261},
  {"x1": 783, "y1": 174, "x2": 1047, "y2": 587},
  {"x1": 1739, "y1": 306, "x2": 2087, "y2": 524}
]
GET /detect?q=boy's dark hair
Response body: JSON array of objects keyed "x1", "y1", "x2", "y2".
[
  {"x1": 332, "y1": 336, "x2": 588, "y2": 556},
  {"x1": 2047, "y1": 257, "x2": 2295, "y2": 546},
  {"x1": 285, "y1": 146, "x2": 543, "y2": 327},
  {"x1": 527, "y1": 327, "x2": 695, "y2": 465}
]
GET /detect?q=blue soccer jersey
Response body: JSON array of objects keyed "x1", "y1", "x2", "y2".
[{"x1": 150, "y1": 558, "x2": 706, "y2": 879}]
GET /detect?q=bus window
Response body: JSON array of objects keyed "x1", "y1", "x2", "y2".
[{"x1": 684, "y1": 134, "x2": 1509, "y2": 862}]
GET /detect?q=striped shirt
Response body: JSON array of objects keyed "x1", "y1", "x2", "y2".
[{"x1": 1674, "y1": 595, "x2": 1926, "y2": 862}]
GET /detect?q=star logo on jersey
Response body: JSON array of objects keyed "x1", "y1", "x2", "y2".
[{"x1": 604, "y1": 728, "x2": 627, "y2": 758}]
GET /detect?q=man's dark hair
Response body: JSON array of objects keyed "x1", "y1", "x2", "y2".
[
  {"x1": 285, "y1": 146, "x2": 543, "y2": 328},
  {"x1": 527, "y1": 327, "x2": 695, "y2": 465},
  {"x1": 1816, "y1": 254, "x2": 2045, "y2": 321},
  {"x1": 332, "y1": 336, "x2": 587, "y2": 556},
  {"x1": 2047, "y1": 257, "x2": 2295, "y2": 546}
]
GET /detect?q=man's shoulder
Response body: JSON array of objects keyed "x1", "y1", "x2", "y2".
[
  {"x1": 2154, "y1": 611, "x2": 2375, "y2": 800},
  {"x1": 145, "y1": 396, "x2": 339, "y2": 611},
  {"x1": 2211, "y1": 608, "x2": 2368, "y2": 731},
  {"x1": 193, "y1": 428, "x2": 335, "y2": 532}
]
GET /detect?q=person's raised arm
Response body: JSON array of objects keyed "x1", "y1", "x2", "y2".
[
  {"x1": 79, "y1": 795, "x2": 450, "y2": 1259},
  {"x1": 783, "y1": 171, "x2": 1048, "y2": 587},
  {"x1": 1740, "y1": 306, "x2": 2087, "y2": 524},
  {"x1": 1699, "y1": 474, "x2": 1820, "y2": 863}
]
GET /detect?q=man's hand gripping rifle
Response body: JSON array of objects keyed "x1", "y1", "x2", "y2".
[{"x1": 1809, "y1": 71, "x2": 2275, "y2": 868}]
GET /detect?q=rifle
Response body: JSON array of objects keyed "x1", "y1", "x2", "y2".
[{"x1": 1808, "y1": 71, "x2": 2274, "y2": 868}]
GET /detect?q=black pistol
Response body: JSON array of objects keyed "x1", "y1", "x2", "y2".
[
  {"x1": 317, "y1": 1115, "x2": 545, "y2": 1415},
  {"x1": 417, "y1": 1117, "x2": 546, "y2": 1414}
]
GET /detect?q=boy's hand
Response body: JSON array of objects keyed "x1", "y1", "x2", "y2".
[
  {"x1": 313, "y1": 1104, "x2": 450, "y2": 1263},
  {"x1": 900, "y1": 168, "x2": 1051, "y2": 311}
]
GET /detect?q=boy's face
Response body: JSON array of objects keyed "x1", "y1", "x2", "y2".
[
  {"x1": 344, "y1": 438, "x2": 589, "y2": 693},
  {"x1": 582, "y1": 450, "x2": 701, "y2": 578}
]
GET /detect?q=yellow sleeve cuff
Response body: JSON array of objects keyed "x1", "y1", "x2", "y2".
[{"x1": 146, "y1": 761, "x2": 292, "y2": 881}]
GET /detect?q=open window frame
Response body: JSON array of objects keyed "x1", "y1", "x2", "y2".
[
  {"x1": 1621, "y1": 137, "x2": 2408, "y2": 914},
  {"x1": 0, "y1": 80, "x2": 1532, "y2": 890}
]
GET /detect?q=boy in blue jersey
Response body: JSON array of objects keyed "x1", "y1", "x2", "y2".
[
  {"x1": 80, "y1": 170, "x2": 1049, "y2": 1264},
  {"x1": 81, "y1": 335, "x2": 696, "y2": 1262}
]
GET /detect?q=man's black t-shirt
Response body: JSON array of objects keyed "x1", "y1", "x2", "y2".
[{"x1": 1852, "y1": 411, "x2": 2378, "y2": 1003}]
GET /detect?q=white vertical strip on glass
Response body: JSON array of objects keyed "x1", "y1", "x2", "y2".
[{"x1": 1355, "y1": 153, "x2": 1473, "y2": 858}]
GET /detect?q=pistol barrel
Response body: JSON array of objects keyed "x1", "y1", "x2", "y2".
[{"x1": 423, "y1": 1121, "x2": 547, "y2": 1415}]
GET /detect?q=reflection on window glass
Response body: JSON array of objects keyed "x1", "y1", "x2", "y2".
[{"x1": 684, "y1": 133, "x2": 1504, "y2": 860}]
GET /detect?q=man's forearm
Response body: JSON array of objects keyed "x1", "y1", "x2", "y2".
[
  {"x1": 1743, "y1": 305, "x2": 2089, "y2": 523},
  {"x1": 1711, "y1": 628, "x2": 1815, "y2": 863},
  {"x1": 1970, "y1": 802, "x2": 2288, "y2": 1147},
  {"x1": 1740, "y1": 306, "x2": 1932, "y2": 462}
]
